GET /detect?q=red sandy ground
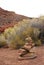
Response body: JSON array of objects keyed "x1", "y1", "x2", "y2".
[{"x1": 0, "y1": 46, "x2": 44, "y2": 65}]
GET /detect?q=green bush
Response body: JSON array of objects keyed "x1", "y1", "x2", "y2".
[{"x1": 3, "y1": 19, "x2": 31, "y2": 48}]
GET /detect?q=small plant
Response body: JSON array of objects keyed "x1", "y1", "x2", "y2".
[{"x1": 0, "y1": 34, "x2": 6, "y2": 47}]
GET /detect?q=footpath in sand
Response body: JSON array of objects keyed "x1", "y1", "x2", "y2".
[{"x1": 0, "y1": 46, "x2": 44, "y2": 65}]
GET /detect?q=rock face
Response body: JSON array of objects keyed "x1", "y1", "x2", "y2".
[
  {"x1": 0, "y1": 8, "x2": 44, "y2": 33},
  {"x1": 0, "y1": 8, "x2": 31, "y2": 32}
]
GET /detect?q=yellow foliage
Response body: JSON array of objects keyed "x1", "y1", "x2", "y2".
[
  {"x1": 35, "y1": 40, "x2": 42, "y2": 46},
  {"x1": 2, "y1": 19, "x2": 42, "y2": 49},
  {"x1": 0, "y1": 34, "x2": 6, "y2": 47}
]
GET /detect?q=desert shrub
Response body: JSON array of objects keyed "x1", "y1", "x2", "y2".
[
  {"x1": 32, "y1": 28, "x2": 40, "y2": 40},
  {"x1": 4, "y1": 27, "x2": 25, "y2": 49},
  {"x1": 35, "y1": 40, "x2": 42, "y2": 46},
  {"x1": 0, "y1": 34, "x2": 6, "y2": 47},
  {"x1": 4, "y1": 27, "x2": 16, "y2": 47},
  {"x1": 3, "y1": 19, "x2": 42, "y2": 49},
  {"x1": 31, "y1": 28, "x2": 42, "y2": 46},
  {"x1": 3, "y1": 19, "x2": 32, "y2": 48},
  {"x1": 9, "y1": 35, "x2": 25, "y2": 49}
]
